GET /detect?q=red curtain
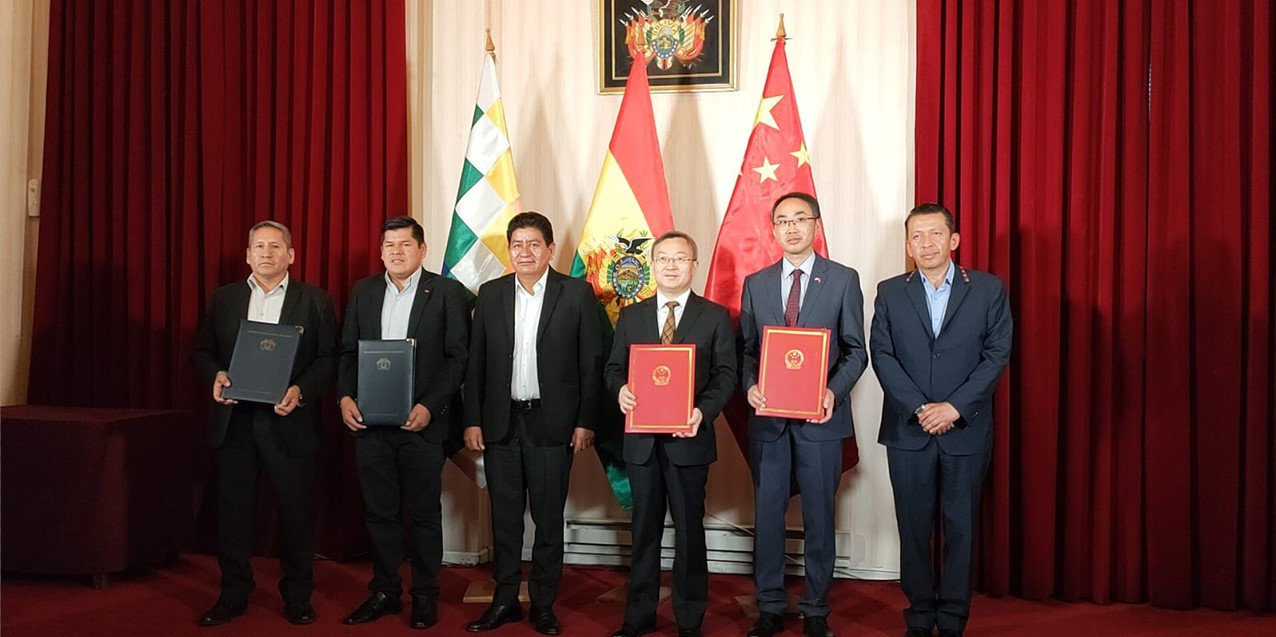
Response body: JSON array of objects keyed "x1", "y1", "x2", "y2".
[
  {"x1": 31, "y1": 0, "x2": 409, "y2": 559},
  {"x1": 916, "y1": 0, "x2": 1273, "y2": 611}
]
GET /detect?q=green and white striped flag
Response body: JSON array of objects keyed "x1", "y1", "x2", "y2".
[{"x1": 442, "y1": 44, "x2": 520, "y2": 297}]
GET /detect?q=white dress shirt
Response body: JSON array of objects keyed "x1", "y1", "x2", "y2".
[
  {"x1": 511, "y1": 270, "x2": 549, "y2": 400},
  {"x1": 655, "y1": 288, "x2": 692, "y2": 335},
  {"x1": 246, "y1": 274, "x2": 288, "y2": 324}
]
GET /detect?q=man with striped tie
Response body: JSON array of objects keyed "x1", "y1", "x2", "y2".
[{"x1": 604, "y1": 231, "x2": 738, "y2": 637}]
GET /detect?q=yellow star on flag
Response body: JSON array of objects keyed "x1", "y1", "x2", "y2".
[
  {"x1": 753, "y1": 94, "x2": 784, "y2": 130},
  {"x1": 753, "y1": 156, "x2": 780, "y2": 182},
  {"x1": 790, "y1": 142, "x2": 810, "y2": 168}
]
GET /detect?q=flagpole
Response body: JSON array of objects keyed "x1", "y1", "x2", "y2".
[
  {"x1": 775, "y1": 13, "x2": 787, "y2": 41},
  {"x1": 485, "y1": 27, "x2": 496, "y2": 61}
]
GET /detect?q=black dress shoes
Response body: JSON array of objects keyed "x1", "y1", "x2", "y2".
[
  {"x1": 748, "y1": 611, "x2": 786, "y2": 637},
  {"x1": 466, "y1": 603, "x2": 523, "y2": 632},
  {"x1": 904, "y1": 629, "x2": 934, "y2": 637},
  {"x1": 285, "y1": 601, "x2": 316, "y2": 625},
  {"x1": 937, "y1": 630, "x2": 963, "y2": 637},
  {"x1": 344, "y1": 591, "x2": 402, "y2": 624},
  {"x1": 611, "y1": 622, "x2": 655, "y2": 637},
  {"x1": 198, "y1": 598, "x2": 247, "y2": 627},
  {"x1": 678, "y1": 629, "x2": 704, "y2": 637},
  {"x1": 530, "y1": 606, "x2": 561, "y2": 635},
  {"x1": 410, "y1": 595, "x2": 438, "y2": 629},
  {"x1": 804, "y1": 615, "x2": 835, "y2": 637}
]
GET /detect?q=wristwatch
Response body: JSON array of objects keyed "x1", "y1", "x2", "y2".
[{"x1": 914, "y1": 404, "x2": 926, "y2": 417}]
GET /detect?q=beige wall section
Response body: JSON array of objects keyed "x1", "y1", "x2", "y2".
[
  {"x1": 1, "y1": 0, "x2": 48, "y2": 407},
  {"x1": 409, "y1": 1, "x2": 915, "y2": 575}
]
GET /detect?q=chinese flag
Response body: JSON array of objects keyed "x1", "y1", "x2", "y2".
[{"x1": 703, "y1": 20, "x2": 859, "y2": 474}]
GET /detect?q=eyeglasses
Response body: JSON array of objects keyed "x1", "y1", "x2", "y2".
[
  {"x1": 773, "y1": 216, "x2": 817, "y2": 229},
  {"x1": 652, "y1": 256, "x2": 695, "y2": 266}
]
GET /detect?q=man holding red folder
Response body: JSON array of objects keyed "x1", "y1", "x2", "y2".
[
  {"x1": 604, "y1": 231, "x2": 738, "y2": 637},
  {"x1": 739, "y1": 193, "x2": 867, "y2": 637}
]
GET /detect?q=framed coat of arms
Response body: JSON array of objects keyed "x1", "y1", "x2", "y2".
[{"x1": 598, "y1": 0, "x2": 738, "y2": 94}]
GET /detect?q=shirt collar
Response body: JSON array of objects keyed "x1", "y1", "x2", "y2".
[
  {"x1": 781, "y1": 253, "x2": 816, "y2": 279},
  {"x1": 516, "y1": 269, "x2": 550, "y2": 297},
  {"x1": 656, "y1": 288, "x2": 692, "y2": 309},
  {"x1": 247, "y1": 273, "x2": 289, "y2": 295},
  {"x1": 918, "y1": 260, "x2": 956, "y2": 291},
  {"x1": 384, "y1": 267, "x2": 423, "y2": 294}
]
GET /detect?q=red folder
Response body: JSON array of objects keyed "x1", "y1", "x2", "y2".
[
  {"x1": 625, "y1": 344, "x2": 696, "y2": 434},
  {"x1": 756, "y1": 326, "x2": 831, "y2": 419}
]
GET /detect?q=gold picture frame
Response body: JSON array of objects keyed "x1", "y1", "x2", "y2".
[{"x1": 598, "y1": 0, "x2": 738, "y2": 94}]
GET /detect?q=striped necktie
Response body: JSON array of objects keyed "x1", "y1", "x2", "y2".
[{"x1": 661, "y1": 301, "x2": 679, "y2": 344}]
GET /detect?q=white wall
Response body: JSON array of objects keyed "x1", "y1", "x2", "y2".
[{"x1": 409, "y1": 0, "x2": 915, "y2": 577}]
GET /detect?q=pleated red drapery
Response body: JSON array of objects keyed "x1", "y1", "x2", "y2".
[
  {"x1": 916, "y1": 0, "x2": 1273, "y2": 611},
  {"x1": 31, "y1": 0, "x2": 409, "y2": 559}
]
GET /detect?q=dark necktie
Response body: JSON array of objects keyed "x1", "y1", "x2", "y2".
[
  {"x1": 661, "y1": 301, "x2": 679, "y2": 344},
  {"x1": 785, "y1": 269, "x2": 803, "y2": 327}
]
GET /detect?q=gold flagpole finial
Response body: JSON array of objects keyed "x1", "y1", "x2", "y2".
[
  {"x1": 775, "y1": 14, "x2": 787, "y2": 40},
  {"x1": 485, "y1": 28, "x2": 496, "y2": 60}
]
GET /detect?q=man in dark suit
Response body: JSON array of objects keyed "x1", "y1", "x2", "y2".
[
  {"x1": 739, "y1": 193, "x2": 868, "y2": 637},
  {"x1": 192, "y1": 220, "x2": 338, "y2": 627},
  {"x1": 871, "y1": 203, "x2": 1012, "y2": 637},
  {"x1": 604, "y1": 231, "x2": 738, "y2": 637},
  {"x1": 463, "y1": 211, "x2": 602, "y2": 635},
  {"x1": 336, "y1": 216, "x2": 469, "y2": 629}
]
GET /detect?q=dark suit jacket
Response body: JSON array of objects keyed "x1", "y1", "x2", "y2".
[
  {"x1": 337, "y1": 269, "x2": 470, "y2": 444},
  {"x1": 739, "y1": 255, "x2": 868, "y2": 442},
  {"x1": 871, "y1": 266, "x2": 1013, "y2": 455},
  {"x1": 604, "y1": 293, "x2": 738, "y2": 466},
  {"x1": 465, "y1": 269, "x2": 603, "y2": 445},
  {"x1": 192, "y1": 278, "x2": 338, "y2": 453}
]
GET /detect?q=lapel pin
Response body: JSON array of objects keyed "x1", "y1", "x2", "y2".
[{"x1": 814, "y1": 277, "x2": 821, "y2": 283}]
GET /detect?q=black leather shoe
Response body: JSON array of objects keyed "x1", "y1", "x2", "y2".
[
  {"x1": 410, "y1": 595, "x2": 438, "y2": 629},
  {"x1": 748, "y1": 612, "x2": 785, "y2": 637},
  {"x1": 198, "y1": 598, "x2": 247, "y2": 626},
  {"x1": 904, "y1": 629, "x2": 934, "y2": 637},
  {"x1": 804, "y1": 615, "x2": 835, "y2": 637},
  {"x1": 285, "y1": 601, "x2": 316, "y2": 625},
  {"x1": 530, "y1": 606, "x2": 560, "y2": 635},
  {"x1": 344, "y1": 591, "x2": 402, "y2": 624},
  {"x1": 612, "y1": 624, "x2": 655, "y2": 637},
  {"x1": 937, "y1": 630, "x2": 963, "y2": 637},
  {"x1": 678, "y1": 629, "x2": 703, "y2": 637},
  {"x1": 466, "y1": 604, "x2": 523, "y2": 632}
]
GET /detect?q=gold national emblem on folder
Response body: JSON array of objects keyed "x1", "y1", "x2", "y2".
[
  {"x1": 377, "y1": 357, "x2": 392, "y2": 371},
  {"x1": 259, "y1": 339, "x2": 276, "y2": 352},
  {"x1": 784, "y1": 349, "x2": 804, "y2": 369},
  {"x1": 652, "y1": 365, "x2": 672, "y2": 386}
]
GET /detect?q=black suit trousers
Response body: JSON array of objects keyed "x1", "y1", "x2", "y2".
[
  {"x1": 886, "y1": 439, "x2": 990, "y2": 633},
  {"x1": 484, "y1": 406, "x2": 573, "y2": 608},
  {"x1": 354, "y1": 428, "x2": 446, "y2": 598},
  {"x1": 216, "y1": 406, "x2": 317, "y2": 605},
  {"x1": 625, "y1": 440, "x2": 710, "y2": 630}
]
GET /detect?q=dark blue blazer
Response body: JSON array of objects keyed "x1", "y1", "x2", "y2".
[
  {"x1": 739, "y1": 255, "x2": 868, "y2": 443},
  {"x1": 871, "y1": 266, "x2": 1013, "y2": 455}
]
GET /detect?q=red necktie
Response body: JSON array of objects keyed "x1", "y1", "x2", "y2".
[{"x1": 785, "y1": 269, "x2": 803, "y2": 327}]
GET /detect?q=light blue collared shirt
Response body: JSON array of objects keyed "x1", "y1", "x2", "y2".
[
  {"x1": 780, "y1": 253, "x2": 816, "y2": 311},
  {"x1": 919, "y1": 260, "x2": 956, "y2": 336},
  {"x1": 381, "y1": 268, "x2": 423, "y2": 339}
]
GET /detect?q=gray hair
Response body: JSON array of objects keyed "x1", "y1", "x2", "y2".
[{"x1": 247, "y1": 220, "x2": 293, "y2": 248}]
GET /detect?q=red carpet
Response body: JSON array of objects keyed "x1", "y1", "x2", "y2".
[{"x1": 3, "y1": 555, "x2": 1273, "y2": 637}]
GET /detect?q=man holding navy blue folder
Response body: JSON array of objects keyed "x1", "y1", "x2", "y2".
[{"x1": 337, "y1": 215, "x2": 470, "y2": 630}]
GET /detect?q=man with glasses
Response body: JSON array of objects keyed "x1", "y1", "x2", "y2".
[
  {"x1": 739, "y1": 193, "x2": 868, "y2": 637},
  {"x1": 604, "y1": 231, "x2": 738, "y2": 637}
]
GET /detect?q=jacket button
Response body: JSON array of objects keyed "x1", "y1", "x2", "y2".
[{"x1": 933, "y1": 353, "x2": 940, "y2": 359}]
